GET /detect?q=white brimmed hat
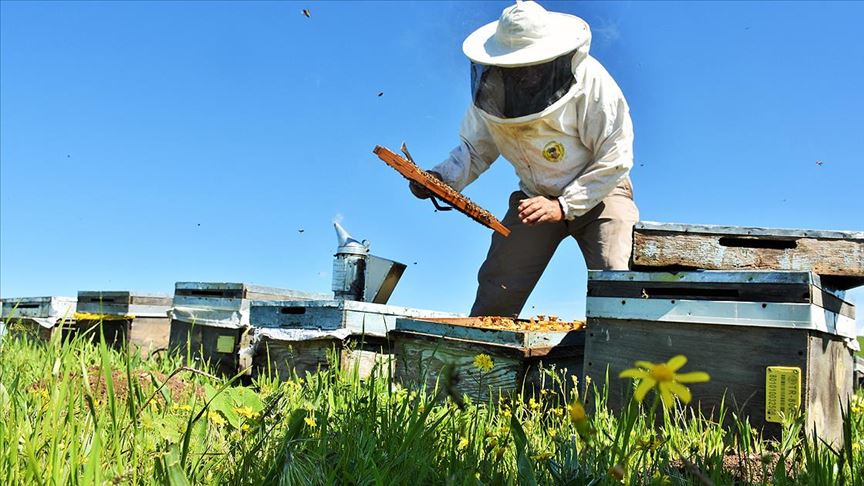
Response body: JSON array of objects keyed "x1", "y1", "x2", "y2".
[{"x1": 462, "y1": 1, "x2": 590, "y2": 67}]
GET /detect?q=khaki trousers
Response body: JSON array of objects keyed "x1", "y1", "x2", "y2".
[{"x1": 470, "y1": 177, "x2": 639, "y2": 317}]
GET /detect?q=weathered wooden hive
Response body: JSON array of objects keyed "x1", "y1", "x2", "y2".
[
  {"x1": 586, "y1": 221, "x2": 864, "y2": 446},
  {"x1": 74, "y1": 291, "x2": 172, "y2": 356},
  {"x1": 167, "y1": 282, "x2": 323, "y2": 376},
  {"x1": 392, "y1": 316, "x2": 586, "y2": 401},
  {"x1": 247, "y1": 223, "x2": 459, "y2": 380},
  {"x1": 631, "y1": 222, "x2": 864, "y2": 291},
  {"x1": 1, "y1": 296, "x2": 77, "y2": 341}
]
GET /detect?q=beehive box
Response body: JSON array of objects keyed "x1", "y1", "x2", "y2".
[
  {"x1": 75, "y1": 291, "x2": 172, "y2": 356},
  {"x1": 247, "y1": 300, "x2": 460, "y2": 380},
  {"x1": 392, "y1": 317, "x2": 586, "y2": 401},
  {"x1": 0, "y1": 296, "x2": 77, "y2": 341},
  {"x1": 167, "y1": 282, "x2": 328, "y2": 376},
  {"x1": 250, "y1": 299, "x2": 460, "y2": 337},
  {"x1": 244, "y1": 328, "x2": 395, "y2": 381},
  {"x1": 631, "y1": 222, "x2": 864, "y2": 291},
  {"x1": 584, "y1": 270, "x2": 857, "y2": 446}
]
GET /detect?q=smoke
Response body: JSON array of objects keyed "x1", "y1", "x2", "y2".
[
  {"x1": 592, "y1": 20, "x2": 622, "y2": 45},
  {"x1": 332, "y1": 213, "x2": 345, "y2": 226}
]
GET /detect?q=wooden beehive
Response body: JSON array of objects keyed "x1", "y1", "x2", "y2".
[
  {"x1": 583, "y1": 270, "x2": 857, "y2": 446},
  {"x1": 75, "y1": 291, "x2": 172, "y2": 356},
  {"x1": 392, "y1": 317, "x2": 586, "y2": 401},
  {"x1": 247, "y1": 299, "x2": 459, "y2": 380},
  {"x1": 0, "y1": 296, "x2": 77, "y2": 341},
  {"x1": 245, "y1": 328, "x2": 393, "y2": 381},
  {"x1": 168, "y1": 282, "x2": 328, "y2": 376},
  {"x1": 631, "y1": 222, "x2": 864, "y2": 291}
]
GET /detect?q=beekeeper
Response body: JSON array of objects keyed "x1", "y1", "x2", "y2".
[{"x1": 411, "y1": 0, "x2": 639, "y2": 317}]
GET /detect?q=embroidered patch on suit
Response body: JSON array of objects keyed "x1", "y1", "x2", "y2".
[{"x1": 542, "y1": 141, "x2": 565, "y2": 163}]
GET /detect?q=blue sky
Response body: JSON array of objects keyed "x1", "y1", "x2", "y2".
[{"x1": 1, "y1": 1, "x2": 862, "y2": 332}]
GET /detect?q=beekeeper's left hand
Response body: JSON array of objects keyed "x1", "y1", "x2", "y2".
[{"x1": 518, "y1": 196, "x2": 564, "y2": 225}]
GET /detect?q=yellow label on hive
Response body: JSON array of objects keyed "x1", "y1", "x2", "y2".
[
  {"x1": 216, "y1": 335, "x2": 235, "y2": 354},
  {"x1": 765, "y1": 366, "x2": 802, "y2": 423}
]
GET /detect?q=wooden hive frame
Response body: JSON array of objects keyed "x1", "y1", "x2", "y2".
[{"x1": 373, "y1": 145, "x2": 510, "y2": 237}]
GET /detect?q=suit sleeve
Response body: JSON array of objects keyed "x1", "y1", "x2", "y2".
[
  {"x1": 557, "y1": 69, "x2": 634, "y2": 219},
  {"x1": 431, "y1": 106, "x2": 500, "y2": 192}
]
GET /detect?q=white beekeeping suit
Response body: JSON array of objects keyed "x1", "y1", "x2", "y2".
[
  {"x1": 413, "y1": 0, "x2": 639, "y2": 317},
  {"x1": 433, "y1": 1, "x2": 634, "y2": 220}
]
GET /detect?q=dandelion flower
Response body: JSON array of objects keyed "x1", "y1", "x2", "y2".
[
  {"x1": 304, "y1": 416, "x2": 317, "y2": 428},
  {"x1": 473, "y1": 354, "x2": 494, "y2": 373},
  {"x1": 457, "y1": 437, "x2": 469, "y2": 451},
  {"x1": 568, "y1": 400, "x2": 592, "y2": 438},
  {"x1": 619, "y1": 355, "x2": 710, "y2": 408},
  {"x1": 528, "y1": 398, "x2": 540, "y2": 410},
  {"x1": 531, "y1": 451, "x2": 554, "y2": 461},
  {"x1": 171, "y1": 404, "x2": 193, "y2": 413},
  {"x1": 233, "y1": 406, "x2": 257, "y2": 419},
  {"x1": 207, "y1": 411, "x2": 226, "y2": 426},
  {"x1": 568, "y1": 401, "x2": 587, "y2": 424}
]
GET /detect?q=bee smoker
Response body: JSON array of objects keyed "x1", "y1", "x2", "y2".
[{"x1": 332, "y1": 223, "x2": 406, "y2": 304}]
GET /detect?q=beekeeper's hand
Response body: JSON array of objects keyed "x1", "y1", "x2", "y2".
[
  {"x1": 409, "y1": 171, "x2": 443, "y2": 199},
  {"x1": 518, "y1": 196, "x2": 564, "y2": 225}
]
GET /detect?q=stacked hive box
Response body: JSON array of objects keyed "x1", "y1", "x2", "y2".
[
  {"x1": 75, "y1": 291, "x2": 172, "y2": 356},
  {"x1": 248, "y1": 299, "x2": 459, "y2": 380},
  {"x1": 1, "y1": 296, "x2": 77, "y2": 341},
  {"x1": 584, "y1": 222, "x2": 863, "y2": 445},
  {"x1": 392, "y1": 316, "x2": 586, "y2": 401},
  {"x1": 168, "y1": 282, "x2": 324, "y2": 376}
]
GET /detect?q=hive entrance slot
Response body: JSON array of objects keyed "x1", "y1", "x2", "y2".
[
  {"x1": 718, "y1": 237, "x2": 797, "y2": 250},
  {"x1": 279, "y1": 307, "x2": 306, "y2": 315},
  {"x1": 643, "y1": 287, "x2": 740, "y2": 300}
]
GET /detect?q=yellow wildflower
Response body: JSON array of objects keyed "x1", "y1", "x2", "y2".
[
  {"x1": 547, "y1": 428, "x2": 557, "y2": 438},
  {"x1": 531, "y1": 451, "x2": 554, "y2": 461},
  {"x1": 207, "y1": 411, "x2": 225, "y2": 426},
  {"x1": 552, "y1": 407, "x2": 564, "y2": 417},
  {"x1": 619, "y1": 355, "x2": 710, "y2": 408},
  {"x1": 473, "y1": 354, "x2": 494, "y2": 373},
  {"x1": 568, "y1": 401, "x2": 587, "y2": 424},
  {"x1": 304, "y1": 416, "x2": 317, "y2": 428},
  {"x1": 568, "y1": 401, "x2": 592, "y2": 438},
  {"x1": 457, "y1": 437, "x2": 469, "y2": 451},
  {"x1": 171, "y1": 404, "x2": 192, "y2": 412},
  {"x1": 233, "y1": 406, "x2": 257, "y2": 419},
  {"x1": 651, "y1": 470, "x2": 672, "y2": 485},
  {"x1": 240, "y1": 424, "x2": 250, "y2": 433},
  {"x1": 529, "y1": 398, "x2": 541, "y2": 410}
]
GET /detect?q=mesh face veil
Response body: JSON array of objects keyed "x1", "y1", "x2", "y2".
[{"x1": 470, "y1": 50, "x2": 576, "y2": 119}]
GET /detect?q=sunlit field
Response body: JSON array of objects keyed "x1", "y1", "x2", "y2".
[{"x1": 0, "y1": 327, "x2": 861, "y2": 485}]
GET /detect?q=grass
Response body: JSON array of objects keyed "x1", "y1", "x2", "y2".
[{"x1": 0, "y1": 327, "x2": 862, "y2": 485}]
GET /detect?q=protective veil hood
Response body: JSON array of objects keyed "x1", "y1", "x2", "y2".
[{"x1": 464, "y1": 1, "x2": 592, "y2": 121}]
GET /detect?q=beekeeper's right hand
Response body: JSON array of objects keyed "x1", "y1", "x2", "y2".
[{"x1": 409, "y1": 171, "x2": 443, "y2": 199}]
